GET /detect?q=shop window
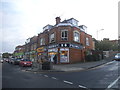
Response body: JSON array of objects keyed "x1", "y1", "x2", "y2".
[
  {"x1": 50, "y1": 33, "x2": 55, "y2": 43},
  {"x1": 40, "y1": 38, "x2": 45, "y2": 45},
  {"x1": 74, "y1": 31, "x2": 80, "y2": 42},
  {"x1": 60, "y1": 48, "x2": 69, "y2": 63},
  {"x1": 61, "y1": 30, "x2": 68, "y2": 41},
  {"x1": 86, "y1": 37, "x2": 90, "y2": 46}
]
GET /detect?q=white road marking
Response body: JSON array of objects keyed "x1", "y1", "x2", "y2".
[
  {"x1": 44, "y1": 75, "x2": 48, "y2": 77},
  {"x1": 106, "y1": 61, "x2": 115, "y2": 65},
  {"x1": 107, "y1": 75, "x2": 120, "y2": 88},
  {"x1": 91, "y1": 61, "x2": 115, "y2": 70},
  {"x1": 63, "y1": 80, "x2": 73, "y2": 85},
  {"x1": 78, "y1": 85, "x2": 87, "y2": 88},
  {"x1": 51, "y1": 77, "x2": 57, "y2": 80}
]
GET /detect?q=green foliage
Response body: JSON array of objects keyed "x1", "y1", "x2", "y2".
[
  {"x1": 2, "y1": 53, "x2": 12, "y2": 58},
  {"x1": 85, "y1": 54, "x2": 100, "y2": 61},
  {"x1": 95, "y1": 40, "x2": 118, "y2": 51}
]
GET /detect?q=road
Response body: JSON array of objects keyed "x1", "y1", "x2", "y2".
[
  {"x1": 46, "y1": 60, "x2": 120, "y2": 89},
  {"x1": 2, "y1": 62, "x2": 75, "y2": 88},
  {"x1": 2, "y1": 60, "x2": 120, "y2": 89}
]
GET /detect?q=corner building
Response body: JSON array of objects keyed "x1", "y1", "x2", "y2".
[{"x1": 37, "y1": 17, "x2": 94, "y2": 64}]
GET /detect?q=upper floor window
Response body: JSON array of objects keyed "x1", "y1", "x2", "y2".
[
  {"x1": 40, "y1": 38, "x2": 45, "y2": 45},
  {"x1": 31, "y1": 45, "x2": 34, "y2": 51},
  {"x1": 61, "y1": 30, "x2": 68, "y2": 41},
  {"x1": 73, "y1": 31, "x2": 80, "y2": 42},
  {"x1": 33, "y1": 44, "x2": 37, "y2": 50},
  {"x1": 86, "y1": 37, "x2": 90, "y2": 46},
  {"x1": 50, "y1": 33, "x2": 55, "y2": 43}
]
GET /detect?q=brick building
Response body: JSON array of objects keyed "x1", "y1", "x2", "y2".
[
  {"x1": 24, "y1": 38, "x2": 31, "y2": 59},
  {"x1": 36, "y1": 17, "x2": 94, "y2": 64},
  {"x1": 14, "y1": 45, "x2": 25, "y2": 59},
  {"x1": 29, "y1": 36, "x2": 38, "y2": 61}
]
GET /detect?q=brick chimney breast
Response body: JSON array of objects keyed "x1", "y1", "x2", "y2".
[{"x1": 55, "y1": 17, "x2": 61, "y2": 25}]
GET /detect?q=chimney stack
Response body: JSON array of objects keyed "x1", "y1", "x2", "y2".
[{"x1": 55, "y1": 17, "x2": 61, "y2": 25}]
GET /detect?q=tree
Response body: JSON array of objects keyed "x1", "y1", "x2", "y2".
[
  {"x1": 95, "y1": 39, "x2": 118, "y2": 51},
  {"x1": 2, "y1": 53, "x2": 12, "y2": 58}
]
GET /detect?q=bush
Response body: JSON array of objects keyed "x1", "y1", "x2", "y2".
[
  {"x1": 42, "y1": 61, "x2": 51, "y2": 70},
  {"x1": 85, "y1": 54, "x2": 100, "y2": 62}
]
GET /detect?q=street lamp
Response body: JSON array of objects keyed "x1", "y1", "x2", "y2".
[{"x1": 97, "y1": 29, "x2": 104, "y2": 40}]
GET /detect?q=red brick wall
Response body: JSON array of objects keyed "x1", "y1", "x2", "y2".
[
  {"x1": 69, "y1": 48, "x2": 83, "y2": 63},
  {"x1": 37, "y1": 30, "x2": 49, "y2": 47},
  {"x1": 85, "y1": 34, "x2": 93, "y2": 50}
]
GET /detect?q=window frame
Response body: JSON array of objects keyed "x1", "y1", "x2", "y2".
[
  {"x1": 73, "y1": 30, "x2": 80, "y2": 43},
  {"x1": 61, "y1": 29, "x2": 68, "y2": 41},
  {"x1": 40, "y1": 38, "x2": 45, "y2": 45},
  {"x1": 49, "y1": 33, "x2": 55, "y2": 43},
  {"x1": 86, "y1": 37, "x2": 90, "y2": 46}
]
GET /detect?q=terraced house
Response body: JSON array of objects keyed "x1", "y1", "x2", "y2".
[
  {"x1": 14, "y1": 45, "x2": 25, "y2": 59},
  {"x1": 36, "y1": 17, "x2": 94, "y2": 64}
]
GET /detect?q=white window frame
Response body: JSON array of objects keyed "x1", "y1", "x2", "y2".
[
  {"x1": 73, "y1": 30, "x2": 80, "y2": 42},
  {"x1": 40, "y1": 38, "x2": 45, "y2": 45},
  {"x1": 86, "y1": 37, "x2": 90, "y2": 46},
  {"x1": 61, "y1": 30, "x2": 68, "y2": 41},
  {"x1": 49, "y1": 33, "x2": 55, "y2": 43}
]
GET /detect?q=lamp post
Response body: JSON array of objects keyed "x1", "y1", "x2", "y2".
[{"x1": 97, "y1": 29, "x2": 104, "y2": 40}]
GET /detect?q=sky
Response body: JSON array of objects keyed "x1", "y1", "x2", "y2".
[{"x1": 0, "y1": 0, "x2": 119, "y2": 53}]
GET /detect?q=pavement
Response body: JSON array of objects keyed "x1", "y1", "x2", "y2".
[
  {"x1": 26, "y1": 55, "x2": 115, "y2": 72},
  {"x1": 52, "y1": 56, "x2": 114, "y2": 72}
]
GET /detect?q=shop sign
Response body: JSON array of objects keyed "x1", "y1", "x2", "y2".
[
  {"x1": 37, "y1": 47, "x2": 44, "y2": 52},
  {"x1": 48, "y1": 44, "x2": 59, "y2": 49},
  {"x1": 59, "y1": 43, "x2": 83, "y2": 49},
  {"x1": 60, "y1": 48, "x2": 69, "y2": 51},
  {"x1": 48, "y1": 43, "x2": 83, "y2": 49},
  {"x1": 48, "y1": 48, "x2": 58, "y2": 52},
  {"x1": 15, "y1": 52, "x2": 24, "y2": 56},
  {"x1": 59, "y1": 44, "x2": 69, "y2": 47},
  {"x1": 69, "y1": 43, "x2": 83, "y2": 49}
]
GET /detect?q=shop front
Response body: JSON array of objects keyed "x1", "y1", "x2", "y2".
[
  {"x1": 14, "y1": 52, "x2": 24, "y2": 59},
  {"x1": 37, "y1": 47, "x2": 47, "y2": 63},
  {"x1": 48, "y1": 48, "x2": 58, "y2": 64},
  {"x1": 47, "y1": 43, "x2": 83, "y2": 64},
  {"x1": 59, "y1": 48, "x2": 69, "y2": 63},
  {"x1": 30, "y1": 50, "x2": 37, "y2": 61}
]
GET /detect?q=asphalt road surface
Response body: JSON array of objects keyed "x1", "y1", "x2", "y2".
[
  {"x1": 46, "y1": 60, "x2": 120, "y2": 89},
  {"x1": 2, "y1": 62, "x2": 76, "y2": 88},
  {"x1": 2, "y1": 60, "x2": 120, "y2": 89}
]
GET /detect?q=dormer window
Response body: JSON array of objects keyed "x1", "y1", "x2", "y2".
[
  {"x1": 67, "y1": 18, "x2": 78, "y2": 26},
  {"x1": 43, "y1": 24, "x2": 53, "y2": 31},
  {"x1": 61, "y1": 30, "x2": 68, "y2": 41}
]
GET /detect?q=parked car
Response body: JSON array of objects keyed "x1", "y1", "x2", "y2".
[
  {"x1": 8, "y1": 58, "x2": 12, "y2": 63},
  {"x1": 19, "y1": 59, "x2": 32, "y2": 67},
  {"x1": 10, "y1": 58, "x2": 15, "y2": 64},
  {"x1": 114, "y1": 53, "x2": 120, "y2": 61},
  {"x1": 4, "y1": 58, "x2": 9, "y2": 62},
  {"x1": 14, "y1": 58, "x2": 21, "y2": 65},
  {"x1": 0, "y1": 59, "x2": 3, "y2": 63}
]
